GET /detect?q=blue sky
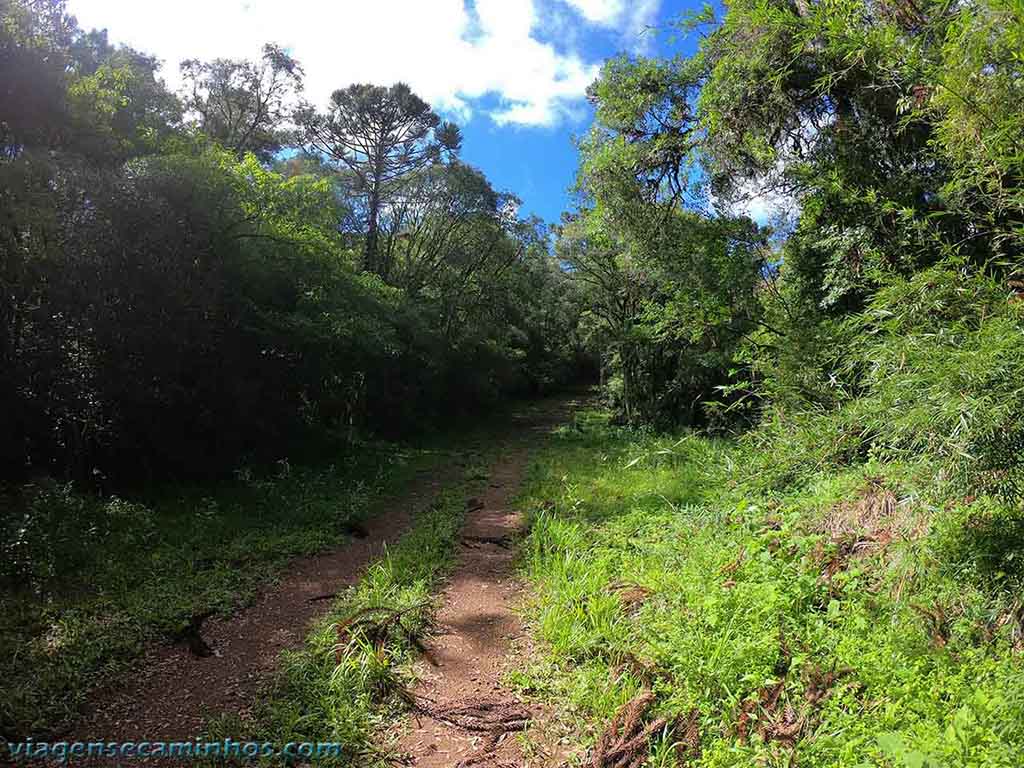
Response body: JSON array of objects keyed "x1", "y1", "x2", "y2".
[
  {"x1": 458, "y1": 1, "x2": 699, "y2": 225},
  {"x1": 69, "y1": 0, "x2": 705, "y2": 225}
]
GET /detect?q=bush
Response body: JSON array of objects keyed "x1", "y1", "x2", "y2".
[{"x1": 746, "y1": 266, "x2": 1024, "y2": 498}]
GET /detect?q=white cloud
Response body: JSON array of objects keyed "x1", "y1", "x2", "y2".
[
  {"x1": 65, "y1": 0, "x2": 646, "y2": 127},
  {"x1": 562, "y1": 0, "x2": 660, "y2": 51},
  {"x1": 710, "y1": 182, "x2": 797, "y2": 226},
  {"x1": 563, "y1": 0, "x2": 625, "y2": 23}
]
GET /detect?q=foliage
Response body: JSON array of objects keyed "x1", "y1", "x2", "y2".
[
  {"x1": 556, "y1": 206, "x2": 766, "y2": 428},
  {"x1": 740, "y1": 263, "x2": 1024, "y2": 501},
  {"x1": 0, "y1": 5, "x2": 588, "y2": 740},
  {"x1": 297, "y1": 82, "x2": 462, "y2": 277},
  {"x1": 0, "y1": 0, "x2": 585, "y2": 485},
  {"x1": 180, "y1": 43, "x2": 304, "y2": 162},
  {"x1": 567, "y1": 0, "x2": 1024, "y2": 484},
  {"x1": 514, "y1": 415, "x2": 1024, "y2": 767}
]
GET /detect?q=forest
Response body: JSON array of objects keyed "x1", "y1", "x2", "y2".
[{"x1": 2, "y1": 0, "x2": 1023, "y2": 765}]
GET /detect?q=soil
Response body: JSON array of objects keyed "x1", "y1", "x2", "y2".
[
  {"x1": 65, "y1": 464, "x2": 461, "y2": 763},
  {"x1": 396, "y1": 403, "x2": 573, "y2": 768}
]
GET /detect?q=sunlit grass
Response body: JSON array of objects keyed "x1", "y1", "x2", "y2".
[{"x1": 513, "y1": 413, "x2": 1024, "y2": 767}]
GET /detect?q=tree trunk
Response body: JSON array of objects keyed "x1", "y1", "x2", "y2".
[{"x1": 365, "y1": 184, "x2": 381, "y2": 276}]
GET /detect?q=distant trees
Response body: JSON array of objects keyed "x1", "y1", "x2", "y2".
[
  {"x1": 0, "y1": 0, "x2": 74, "y2": 155},
  {"x1": 564, "y1": 0, "x2": 1024, "y2": 479},
  {"x1": 297, "y1": 82, "x2": 462, "y2": 277},
  {"x1": 381, "y1": 162, "x2": 505, "y2": 294},
  {"x1": 563, "y1": 41, "x2": 768, "y2": 427},
  {"x1": 181, "y1": 43, "x2": 303, "y2": 161}
]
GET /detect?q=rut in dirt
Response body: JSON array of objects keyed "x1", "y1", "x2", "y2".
[{"x1": 397, "y1": 399, "x2": 578, "y2": 768}]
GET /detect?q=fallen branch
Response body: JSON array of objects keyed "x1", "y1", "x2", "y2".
[
  {"x1": 412, "y1": 694, "x2": 532, "y2": 768},
  {"x1": 307, "y1": 592, "x2": 337, "y2": 603},
  {"x1": 414, "y1": 694, "x2": 531, "y2": 733},
  {"x1": 333, "y1": 603, "x2": 430, "y2": 662}
]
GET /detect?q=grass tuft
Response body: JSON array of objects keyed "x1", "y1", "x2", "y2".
[{"x1": 203, "y1": 484, "x2": 475, "y2": 766}]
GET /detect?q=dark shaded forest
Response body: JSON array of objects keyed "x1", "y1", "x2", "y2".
[{"x1": 1, "y1": 0, "x2": 591, "y2": 488}]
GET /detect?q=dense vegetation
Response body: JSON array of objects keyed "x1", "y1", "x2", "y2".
[
  {"x1": 567, "y1": 0, "x2": 1023, "y2": 445},
  {"x1": 0, "y1": 0, "x2": 587, "y2": 490},
  {"x1": 514, "y1": 0, "x2": 1024, "y2": 765},
  {"x1": 2, "y1": 443, "x2": 413, "y2": 736},
  {"x1": 0, "y1": 0, "x2": 585, "y2": 741},
  {"x1": 2, "y1": 0, "x2": 1023, "y2": 762},
  {"x1": 516, "y1": 416, "x2": 1024, "y2": 767}
]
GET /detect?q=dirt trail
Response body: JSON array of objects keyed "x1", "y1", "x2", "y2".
[
  {"x1": 63, "y1": 395, "x2": 578, "y2": 766},
  {"x1": 397, "y1": 401, "x2": 575, "y2": 768},
  {"x1": 67, "y1": 463, "x2": 462, "y2": 760}
]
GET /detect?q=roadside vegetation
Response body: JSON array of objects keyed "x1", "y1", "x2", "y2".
[
  {"x1": 3, "y1": 0, "x2": 1023, "y2": 763},
  {"x1": 0, "y1": 440, "x2": 449, "y2": 738},
  {"x1": 204, "y1": 482, "x2": 476, "y2": 767},
  {"x1": 1, "y1": 0, "x2": 586, "y2": 742},
  {"x1": 515, "y1": 0, "x2": 1024, "y2": 763},
  {"x1": 514, "y1": 412, "x2": 1024, "y2": 767}
]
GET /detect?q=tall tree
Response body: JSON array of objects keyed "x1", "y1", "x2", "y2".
[
  {"x1": 297, "y1": 82, "x2": 461, "y2": 277},
  {"x1": 379, "y1": 161, "x2": 502, "y2": 295},
  {"x1": 181, "y1": 43, "x2": 303, "y2": 162},
  {"x1": 1, "y1": 0, "x2": 78, "y2": 156}
]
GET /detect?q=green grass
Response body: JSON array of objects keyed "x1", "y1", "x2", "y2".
[
  {"x1": 204, "y1": 480, "x2": 478, "y2": 766},
  {"x1": 512, "y1": 411, "x2": 1024, "y2": 767},
  {"x1": 200, "y1": 396, "x2": 573, "y2": 765},
  {"x1": 0, "y1": 441, "x2": 460, "y2": 740}
]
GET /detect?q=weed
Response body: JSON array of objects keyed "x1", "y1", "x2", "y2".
[
  {"x1": 513, "y1": 417, "x2": 1024, "y2": 767},
  {"x1": 207, "y1": 486, "x2": 470, "y2": 766}
]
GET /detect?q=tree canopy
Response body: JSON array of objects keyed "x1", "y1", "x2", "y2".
[
  {"x1": 297, "y1": 82, "x2": 463, "y2": 278},
  {"x1": 0, "y1": 0, "x2": 586, "y2": 484},
  {"x1": 181, "y1": 43, "x2": 303, "y2": 162}
]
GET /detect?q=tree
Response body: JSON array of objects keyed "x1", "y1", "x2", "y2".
[
  {"x1": 1, "y1": 0, "x2": 83, "y2": 156},
  {"x1": 181, "y1": 43, "x2": 303, "y2": 162},
  {"x1": 378, "y1": 161, "x2": 503, "y2": 295},
  {"x1": 67, "y1": 46, "x2": 182, "y2": 162},
  {"x1": 567, "y1": 45, "x2": 770, "y2": 427},
  {"x1": 297, "y1": 82, "x2": 461, "y2": 277},
  {"x1": 557, "y1": 211, "x2": 647, "y2": 419}
]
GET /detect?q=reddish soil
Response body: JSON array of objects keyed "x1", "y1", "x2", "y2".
[
  {"x1": 66, "y1": 465, "x2": 460, "y2": 764},
  {"x1": 397, "y1": 404, "x2": 573, "y2": 768}
]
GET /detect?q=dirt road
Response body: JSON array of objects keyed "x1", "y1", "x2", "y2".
[
  {"x1": 396, "y1": 401, "x2": 575, "y2": 767},
  {"x1": 64, "y1": 395, "x2": 579, "y2": 766}
]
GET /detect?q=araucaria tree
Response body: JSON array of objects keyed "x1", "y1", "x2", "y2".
[
  {"x1": 0, "y1": 1, "x2": 584, "y2": 486},
  {"x1": 297, "y1": 82, "x2": 462, "y2": 278}
]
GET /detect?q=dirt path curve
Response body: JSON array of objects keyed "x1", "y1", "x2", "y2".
[
  {"x1": 397, "y1": 399, "x2": 577, "y2": 768},
  {"x1": 67, "y1": 463, "x2": 464, "y2": 761}
]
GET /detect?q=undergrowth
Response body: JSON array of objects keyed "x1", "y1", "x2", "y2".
[
  {"x1": 513, "y1": 411, "x2": 1024, "y2": 767},
  {"x1": 0, "y1": 443, "x2": 449, "y2": 740}
]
